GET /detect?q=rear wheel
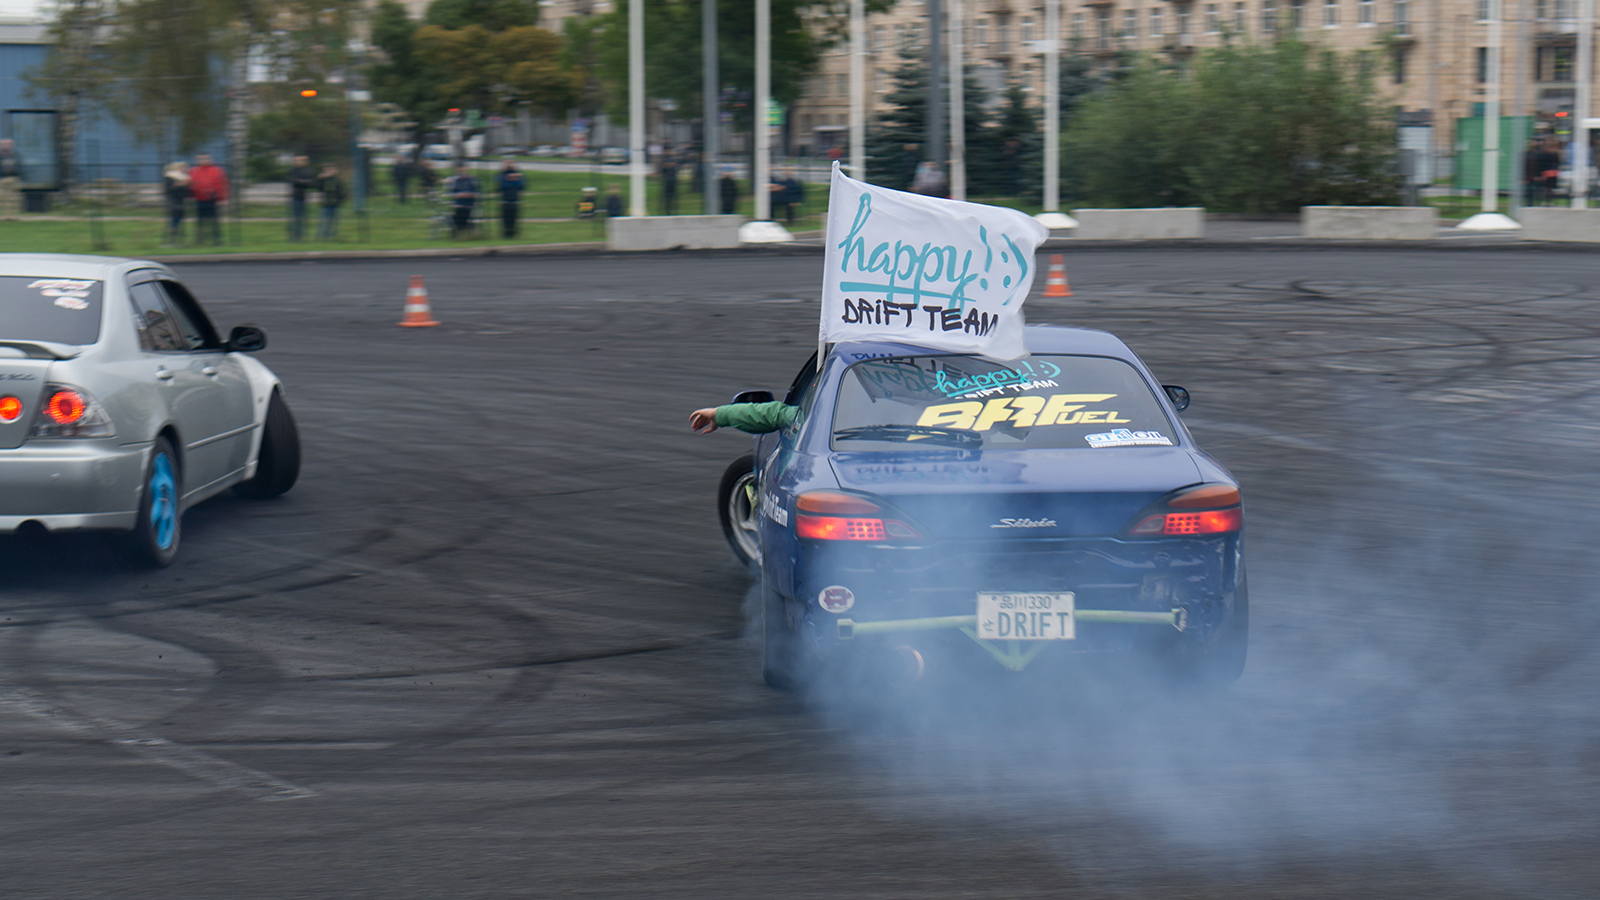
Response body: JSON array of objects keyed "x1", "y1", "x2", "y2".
[
  {"x1": 717, "y1": 452, "x2": 761, "y2": 566},
  {"x1": 1165, "y1": 569, "x2": 1249, "y2": 687},
  {"x1": 235, "y1": 390, "x2": 301, "y2": 499},
  {"x1": 125, "y1": 436, "x2": 180, "y2": 568}
]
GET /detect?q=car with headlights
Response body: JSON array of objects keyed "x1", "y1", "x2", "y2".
[
  {"x1": 0, "y1": 254, "x2": 300, "y2": 566},
  {"x1": 716, "y1": 324, "x2": 1246, "y2": 688}
]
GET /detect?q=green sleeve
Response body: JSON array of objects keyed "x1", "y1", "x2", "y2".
[{"x1": 715, "y1": 401, "x2": 800, "y2": 434}]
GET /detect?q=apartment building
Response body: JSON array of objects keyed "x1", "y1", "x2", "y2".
[{"x1": 790, "y1": 0, "x2": 1596, "y2": 171}]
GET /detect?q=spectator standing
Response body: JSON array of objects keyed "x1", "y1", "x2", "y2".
[
  {"x1": 778, "y1": 168, "x2": 803, "y2": 224},
  {"x1": 317, "y1": 164, "x2": 345, "y2": 239},
  {"x1": 0, "y1": 139, "x2": 21, "y2": 216},
  {"x1": 911, "y1": 160, "x2": 947, "y2": 198},
  {"x1": 497, "y1": 160, "x2": 525, "y2": 238},
  {"x1": 287, "y1": 155, "x2": 315, "y2": 242},
  {"x1": 415, "y1": 158, "x2": 438, "y2": 203},
  {"x1": 899, "y1": 143, "x2": 920, "y2": 191},
  {"x1": 162, "y1": 161, "x2": 190, "y2": 246},
  {"x1": 448, "y1": 164, "x2": 478, "y2": 237},
  {"x1": 189, "y1": 153, "x2": 229, "y2": 245},
  {"x1": 719, "y1": 168, "x2": 739, "y2": 215},
  {"x1": 659, "y1": 149, "x2": 679, "y2": 216},
  {"x1": 604, "y1": 183, "x2": 624, "y2": 218},
  {"x1": 392, "y1": 155, "x2": 412, "y2": 204}
]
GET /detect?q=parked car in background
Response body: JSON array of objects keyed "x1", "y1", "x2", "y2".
[{"x1": 599, "y1": 147, "x2": 629, "y2": 165}]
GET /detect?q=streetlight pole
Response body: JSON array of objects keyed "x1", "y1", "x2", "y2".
[
  {"x1": 849, "y1": 0, "x2": 865, "y2": 180},
  {"x1": 755, "y1": 0, "x2": 771, "y2": 220},
  {"x1": 629, "y1": 0, "x2": 646, "y2": 217},
  {"x1": 927, "y1": 0, "x2": 944, "y2": 171},
  {"x1": 1482, "y1": 0, "x2": 1502, "y2": 213},
  {"x1": 948, "y1": 0, "x2": 965, "y2": 200},
  {"x1": 704, "y1": 0, "x2": 719, "y2": 214},
  {"x1": 1044, "y1": 0, "x2": 1060, "y2": 215},
  {"x1": 1574, "y1": 0, "x2": 1594, "y2": 207}
]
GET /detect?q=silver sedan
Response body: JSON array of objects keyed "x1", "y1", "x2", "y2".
[{"x1": 0, "y1": 254, "x2": 300, "y2": 566}]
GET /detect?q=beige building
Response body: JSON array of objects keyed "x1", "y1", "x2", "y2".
[{"x1": 791, "y1": 0, "x2": 1596, "y2": 178}]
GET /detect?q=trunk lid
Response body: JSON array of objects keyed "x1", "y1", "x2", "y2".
[{"x1": 829, "y1": 447, "x2": 1204, "y2": 539}]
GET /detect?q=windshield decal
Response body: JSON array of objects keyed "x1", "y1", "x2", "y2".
[
  {"x1": 1084, "y1": 429, "x2": 1173, "y2": 448},
  {"x1": 916, "y1": 394, "x2": 1124, "y2": 431}
]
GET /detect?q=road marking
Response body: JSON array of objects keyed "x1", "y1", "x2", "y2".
[{"x1": 0, "y1": 687, "x2": 314, "y2": 801}]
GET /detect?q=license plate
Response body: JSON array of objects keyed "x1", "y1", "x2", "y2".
[{"x1": 975, "y1": 592, "x2": 1075, "y2": 640}]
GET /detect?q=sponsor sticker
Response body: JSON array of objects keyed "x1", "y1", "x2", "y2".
[
  {"x1": 1084, "y1": 428, "x2": 1172, "y2": 448},
  {"x1": 817, "y1": 585, "x2": 855, "y2": 613},
  {"x1": 760, "y1": 491, "x2": 788, "y2": 526},
  {"x1": 53, "y1": 295, "x2": 89, "y2": 310}
]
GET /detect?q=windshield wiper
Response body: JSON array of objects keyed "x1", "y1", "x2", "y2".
[{"x1": 833, "y1": 425, "x2": 983, "y2": 447}]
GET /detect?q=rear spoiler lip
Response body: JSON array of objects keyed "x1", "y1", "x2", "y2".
[{"x1": 0, "y1": 340, "x2": 83, "y2": 360}]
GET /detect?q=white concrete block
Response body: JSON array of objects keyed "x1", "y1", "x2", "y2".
[
  {"x1": 1302, "y1": 206, "x2": 1439, "y2": 240},
  {"x1": 1519, "y1": 207, "x2": 1600, "y2": 242},
  {"x1": 1072, "y1": 208, "x2": 1204, "y2": 240},
  {"x1": 606, "y1": 215, "x2": 745, "y2": 251}
]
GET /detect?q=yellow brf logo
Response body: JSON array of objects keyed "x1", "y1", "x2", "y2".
[{"x1": 916, "y1": 394, "x2": 1130, "y2": 431}]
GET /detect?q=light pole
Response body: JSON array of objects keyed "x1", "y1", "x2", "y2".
[
  {"x1": 949, "y1": 0, "x2": 965, "y2": 200},
  {"x1": 629, "y1": 0, "x2": 646, "y2": 217},
  {"x1": 704, "y1": 0, "x2": 719, "y2": 214},
  {"x1": 849, "y1": 0, "x2": 865, "y2": 180},
  {"x1": 1574, "y1": 0, "x2": 1594, "y2": 207},
  {"x1": 755, "y1": 0, "x2": 771, "y2": 221}
]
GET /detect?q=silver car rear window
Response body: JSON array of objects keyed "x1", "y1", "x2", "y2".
[{"x1": 0, "y1": 276, "x2": 104, "y2": 345}]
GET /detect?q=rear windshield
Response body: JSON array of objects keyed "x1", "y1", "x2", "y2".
[
  {"x1": 0, "y1": 276, "x2": 104, "y2": 346},
  {"x1": 831, "y1": 354, "x2": 1176, "y2": 450}
]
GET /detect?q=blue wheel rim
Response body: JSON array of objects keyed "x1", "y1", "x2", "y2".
[{"x1": 149, "y1": 452, "x2": 177, "y2": 550}]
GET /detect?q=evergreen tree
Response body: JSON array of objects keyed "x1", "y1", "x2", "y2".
[{"x1": 864, "y1": 56, "x2": 992, "y2": 193}]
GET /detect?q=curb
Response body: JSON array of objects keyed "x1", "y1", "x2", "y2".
[{"x1": 131, "y1": 235, "x2": 1600, "y2": 265}]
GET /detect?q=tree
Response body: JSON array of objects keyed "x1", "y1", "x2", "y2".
[
  {"x1": 25, "y1": 0, "x2": 110, "y2": 196},
  {"x1": 589, "y1": 0, "x2": 886, "y2": 128},
  {"x1": 977, "y1": 82, "x2": 1042, "y2": 199},
  {"x1": 1062, "y1": 40, "x2": 1398, "y2": 211},
  {"x1": 424, "y1": 0, "x2": 537, "y2": 31},
  {"x1": 413, "y1": 24, "x2": 579, "y2": 116},
  {"x1": 864, "y1": 56, "x2": 993, "y2": 192},
  {"x1": 369, "y1": 0, "x2": 447, "y2": 139}
]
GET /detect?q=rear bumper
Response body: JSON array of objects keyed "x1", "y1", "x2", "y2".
[
  {"x1": 0, "y1": 440, "x2": 147, "y2": 532},
  {"x1": 785, "y1": 534, "x2": 1242, "y2": 660}
]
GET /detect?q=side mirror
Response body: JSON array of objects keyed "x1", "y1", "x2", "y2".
[
  {"x1": 731, "y1": 390, "x2": 775, "y2": 405},
  {"x1": 1163, "y1": 385, "x2": 1190, "y2": 412},
  {"x1": 226, "y1": 325, "x2": 268, "y2": 353}
]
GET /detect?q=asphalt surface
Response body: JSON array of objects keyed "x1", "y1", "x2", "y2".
[{"x1": 2, "y1": 248, "x2": 1597, "y2": 899}]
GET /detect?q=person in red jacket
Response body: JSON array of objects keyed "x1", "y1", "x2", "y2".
[{"x1": 189, "y1": 153, "x2": 230, "y2": 245}]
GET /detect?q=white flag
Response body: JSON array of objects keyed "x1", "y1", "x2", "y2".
[{"x1": 820, "y1": 162, "x2": 1049, "y2": 361}]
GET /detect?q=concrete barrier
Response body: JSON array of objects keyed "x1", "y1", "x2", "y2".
[
  {"x1": 1519, "y1": 207, "x2": 1600, "y2": 242},
  {"x1": 607, "y1": 215, "x2": 744, "y2": 251},
  {"x1": 1301, "y1": 206, "x2": 1438, "y2": 240},
  {"x1": 1072, "y1": 208, "x2": 1204, "y2": 240}
]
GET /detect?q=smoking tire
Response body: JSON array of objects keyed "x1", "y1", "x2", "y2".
[
  {"x1": 762, "y1": 577, "x2": 804, "y2": 690},
  {"x1": 235, "y1": 390, "x2": 301, "y2": 499},
  {"x1": 717, "y1": 452, "x2": 761, "y2": 567},
  {"x1": 124, "y1": 435, "x2": 181, "y2": 568}
]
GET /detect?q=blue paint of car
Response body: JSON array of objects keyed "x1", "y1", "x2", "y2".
[{"x1": 721, "y1": 324, "x2": 1247, "y2": 688}]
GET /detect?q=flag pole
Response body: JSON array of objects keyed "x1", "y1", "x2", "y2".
[{"x1": 849, "y1": 0, "x2": 865, "y2": 179}]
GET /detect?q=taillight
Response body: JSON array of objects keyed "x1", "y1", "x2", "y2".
[
  {"x1": 795, "y1": 492, "x2": 921, "y2": 541},
  {"x1": 45, "y1": 389, "x2": 87, "y2": 425},
  {"x1": 1129, "y1": 507, "x2": 1242, "y2": 535},
  {"x1": 1127, "y1": 483, "x2": 1243, "y2": 536},
  {"x1": 28, "y1": 384, "x2": 115, "y2": 439},
  {"x1": 0, "y1": 396, "x2": 21, "y2": 423}
]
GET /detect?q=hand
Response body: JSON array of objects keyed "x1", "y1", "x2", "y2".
[{"x1": 689, "y1": 408, "x2": 719, "y2": 433}]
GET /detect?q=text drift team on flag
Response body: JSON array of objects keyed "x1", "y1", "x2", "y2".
[{"x1": 820, "y1": 163, "x2": 1048, "y2": 362}]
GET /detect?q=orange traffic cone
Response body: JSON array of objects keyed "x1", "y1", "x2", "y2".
[
  {"x1": 1043, "y1": 255, "x2": 1072, "y2": 298},
  {"x1": 398, "y1": 275, "x2": 440, "y2": 327}
]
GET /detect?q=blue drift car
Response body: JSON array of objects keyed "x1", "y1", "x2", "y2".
[{"x1": 715, "y1": 325, "x2": 1247, "y2": 689}]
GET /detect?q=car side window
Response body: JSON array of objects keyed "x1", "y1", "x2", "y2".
[
  {"x1": 127, "y1": 281, "x2": 185, "y2": 352},
  {"x1": 156, "y1": 281, "x2": 219, "y2": 351}
]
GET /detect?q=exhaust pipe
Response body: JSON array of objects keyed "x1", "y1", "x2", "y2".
[{"x1": 891, "y1": 645, "x2": 925, "y2": 684}]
